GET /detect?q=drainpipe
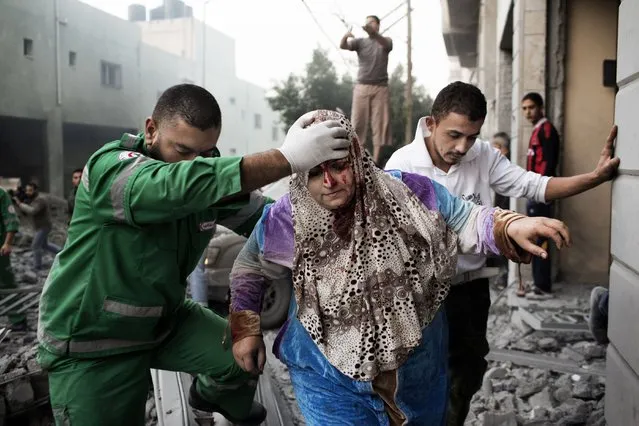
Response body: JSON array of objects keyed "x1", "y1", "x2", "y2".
[{"x1": 54, "y1": 0, "x2": 62, "y2": 105}]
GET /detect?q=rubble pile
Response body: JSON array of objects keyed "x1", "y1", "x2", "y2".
[
  {"x1": 0, "y1": 333, "x2": 53, "y2": 425},
  {"x1": 463, "y1": 286, "x2": 608, "y2": 426},
  {"x1": 145, "y1": 393, "x2": 157, "y2": 426}
]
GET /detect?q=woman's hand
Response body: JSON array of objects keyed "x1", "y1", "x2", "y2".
[
  {"x1": 232, "y1": 335, "x2": 266, "y2": 375},
  {"x1": 506, "y1": 216, "x2": 571, "y2": 259}
]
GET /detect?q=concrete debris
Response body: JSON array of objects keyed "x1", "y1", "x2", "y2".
[
  {"x1": 529, "y1": 388, "x2": 554, "y2": 409},
  {"x1": 553, "y1": 386, "x2": 572, "y2": 403},
  {"x1": 537, "y1": 337, "x2": 559, "y2": 351},
  {"x1": 467, "y1": 282, "x2": 608, "y2": 426},
  {"x1": 517, "y1": 378, "x2": 548, "y2": 398},
  {"x1": 479, "y1": 411, "x2": 518, "y2": 426},
  {"x1": 5, "y1": 379, "x2": 35, "y2": 412}
]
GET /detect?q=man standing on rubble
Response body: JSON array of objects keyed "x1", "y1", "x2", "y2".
[
  {"x1": 385, "y1": 81, "x2": 620, "y2": 426},
  {"x1": 36, "y1": 84, "x2": 350, "y2": 426}
]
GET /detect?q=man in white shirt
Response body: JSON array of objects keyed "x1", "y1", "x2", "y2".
[{"x1": 385, "y1": 81, "x2": 620, "y2": 426}]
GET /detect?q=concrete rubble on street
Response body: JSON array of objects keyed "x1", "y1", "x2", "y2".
[{"x1": 463, "y1": 280, "x2": 608, "y2": 426}]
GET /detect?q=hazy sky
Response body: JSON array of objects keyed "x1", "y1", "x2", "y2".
[{"x1": 79, "y1": 0, "x2": 450, "y2": 96}]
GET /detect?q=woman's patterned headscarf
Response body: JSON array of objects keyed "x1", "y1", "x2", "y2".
[{"x1": 289, "y1": 110, "x2": 458, "y2": 381}]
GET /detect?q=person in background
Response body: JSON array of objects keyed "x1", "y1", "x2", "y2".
[
  {"x1": 1, "y1": 187, "x2": 26, "y2": 330},
  {"x1": 67, "y1": 168, "x2": 83, "y2": 222},
  {"x1": 491, "y1": 132, "x2": 511, "y2": 211},
  {"x1": 521, "y1": 92, "x2": 560, "y2": 295},
  {"x1": 340, "y1": 15, "x2": 393, "y2": 164},
  {"x1": 13, "y1": 182, "x2": 61, "y2": 272}
]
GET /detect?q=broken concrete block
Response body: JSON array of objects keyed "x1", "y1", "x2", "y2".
[
  {"x1": 0, "y1": 368, "x2": 27, "y2": 384},
  {"x1": 537, "y1": 337, "x2": 559, "y2": 351},
  {"x1": 482, "y1": 367, "x2": 509, "y2": 395},
  {"x1": 0, "y1": 355, "x2": 15, "y2": 375},
  {"x1": 480, "y1": 411, "x2": 518, "y2": 426},
  {"x1": 494, "y1": 378, "x2": 519, "y2": 393},
  {"x1": 553, "y1": 386, "x2": 572, "y2": 403},
  {"x1": 559, "y1": 347, "x2": 586, "y2": 363},
  {"x1": 572, "y1": 382, "x2": 594, "y2": 400},
  {"x1": 529, "y1": 406, "x2": 550, "y2": 422},
  {"x1": 517, "y1": 378, "x2": 547, "y2": 398},
  {"x1": 21, "y1": 271, "x2": 38, "y2": 284},
  {"x1": 511, "y1": 338, "x2": 537, "y2": 352},
  {"x1": 555, "y1": 398, "x2": 591, "y2": 425},
  {"x1": 5, "y1": 379, "x2": 34, "y2": 412},
  {"x1": 529, "y1": 388, "x2": 554, "y2": 409},
  {"x1": 494, "y1": 391, "x2": 516, "y2": 412},
  {"x1": 25, "y1": 359, "x2": 40, "y2": 373}
]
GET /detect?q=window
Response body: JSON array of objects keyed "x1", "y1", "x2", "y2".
[
  {"x1": 23, "y1": 38, "x2": 33, "y2": 57},
  {"x1": 272, "y1": 126, "x2": 279, "y2": 142},
  {"x1": 254, "y1": 113, "x2": 262, "y2": 129},
  {"x1": 69, "y1": 51, "x2": 77, "y2": 67},
  {"x1": 100, "y1": 61, "x2": 122, "y2": 89}
]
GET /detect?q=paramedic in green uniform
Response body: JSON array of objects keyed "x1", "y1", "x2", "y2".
[
  {"x1": 0, "y1": 188, "x2": 19, "y2": 286},
  {"x1": 0, "y1": 188, "x2": 25, "y2": 329},
  {"x1": 36, "y1": 84, "x2": 350, "y2": 426}
]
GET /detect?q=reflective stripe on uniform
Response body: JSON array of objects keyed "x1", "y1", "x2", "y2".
[
  {"x1": 217, "y1": 191, "x2": 265, "y2": 230},
  {"x1": 110, "y1": 155, "x2": 150, "y2": 222},
  {"x1": 121, "y1": 133, "x2": 140, "y2": 149},
  {"x1": 81, "y1": 165, "x2": 90, "y2": 191},
  {"x1": 39, "y1": 328, "x2": 171, "y2": 354},
  {"x1": 103, "y1": 299, "x2": 163, "y2": 317}
]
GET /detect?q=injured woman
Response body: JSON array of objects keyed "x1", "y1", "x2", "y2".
[{"x1": 228, "y1": 110, "x2": 570, "y2": 425}]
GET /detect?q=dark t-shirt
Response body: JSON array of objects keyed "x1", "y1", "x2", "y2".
[{"x1": 348, "y1": 37, "x2": 393, "y2": 85}]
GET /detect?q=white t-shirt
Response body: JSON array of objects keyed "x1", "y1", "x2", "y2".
[{"x1": 385, "y1": 117, "x2": 550, "y2": 276}]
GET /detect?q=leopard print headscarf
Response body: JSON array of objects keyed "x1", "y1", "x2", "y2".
[{"x1": 289, "y1": 110, "x2": 458, "y2": 381}]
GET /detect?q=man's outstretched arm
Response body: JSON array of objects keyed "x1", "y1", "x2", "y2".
[{"x1": 544, "y1": 125, "x2": 620, "y2": 201}]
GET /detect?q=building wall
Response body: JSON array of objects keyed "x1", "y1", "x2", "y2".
[
  {"x1": 510, "y1": 0, "x2": 547, "y2": 216},
  {"x1": 0, "y1": 0, "x2": 283, "y2": 195},
  {"x1": 476, "y1": 0, "x2": 498, "y2": 139},
  {"x1": 606, "y1": 0, "x2": 639, "y2": 423},
  {"x1": 560, "y1": 0, "x2": 617, "y2": 284}
]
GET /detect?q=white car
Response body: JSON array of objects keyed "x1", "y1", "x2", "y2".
[{"x1": 203, "y1": 178, "x2": 292, "y2": 330}]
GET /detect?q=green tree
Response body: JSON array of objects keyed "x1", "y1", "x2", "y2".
[
  {"x1": 388, "y1": 64, "x2": 434, "y2": 148},
  {"x1": 268, "y1": 48, "x2": 353, "y2": 129}
]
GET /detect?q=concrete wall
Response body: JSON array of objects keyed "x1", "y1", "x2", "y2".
[
  {"x1": 510, "y1": 0, "x2": 547, "y2": 214},
  {"x1": 606, "y1": 0, "x2": 639, "y2": 424},
  {"x1": 560, "y1": 0, "x2": 617, "y2": 284},
  {"x1": 476, "y1": 0, "x2": 498, "y2": 139}
]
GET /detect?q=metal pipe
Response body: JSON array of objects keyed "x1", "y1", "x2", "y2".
[{"x1": 54, "y1": 0, "x2": 62, "y2": 105}]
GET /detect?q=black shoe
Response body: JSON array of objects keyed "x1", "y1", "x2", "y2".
[{"x1": 188, "y1": 380, "x2": 267, "y2": 426}]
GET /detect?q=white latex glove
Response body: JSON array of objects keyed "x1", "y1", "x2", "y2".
[{"x1": 277, "y1": 112, "x2": 351, "y2": 173}]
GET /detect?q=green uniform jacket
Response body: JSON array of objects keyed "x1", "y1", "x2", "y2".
[
  {"x1": 0, "y1": 188, "x2": 19, "y2": 241},
  {"x1": 38, "y1": 133, "x2": 271, "y2": 358}
]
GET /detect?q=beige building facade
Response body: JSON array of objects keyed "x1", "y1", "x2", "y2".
[{"x1": 441, "y1": 1, "x2": 639, "y2": 423}]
